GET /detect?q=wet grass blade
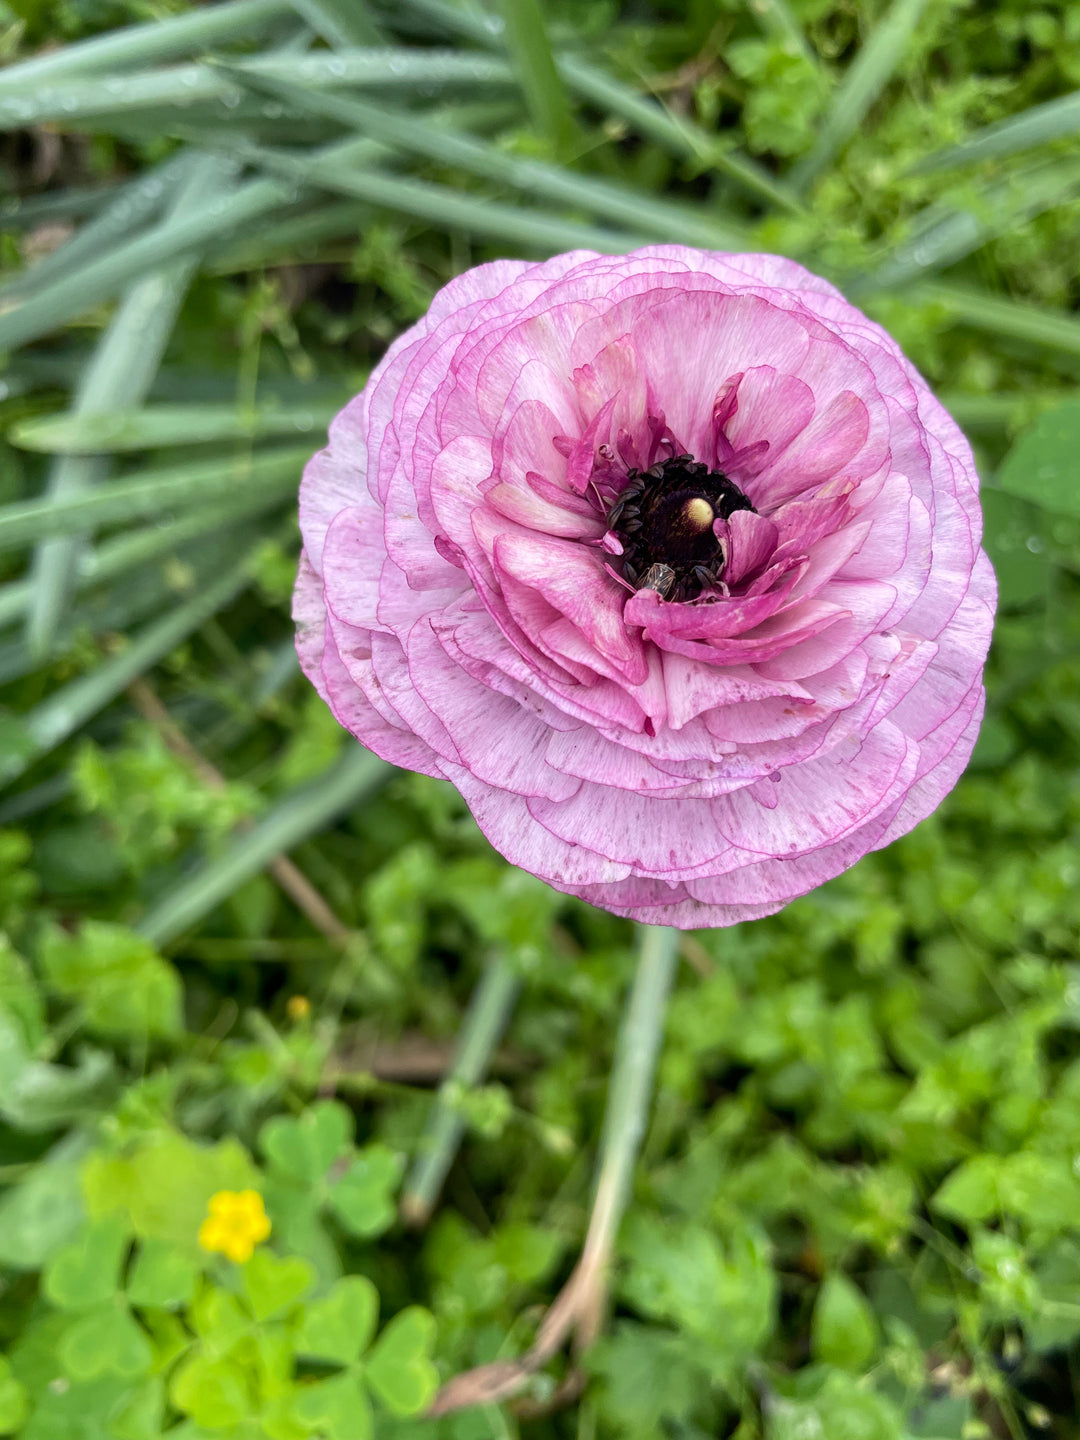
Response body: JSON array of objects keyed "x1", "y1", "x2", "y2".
[
  {"x1": 0, "y1": 446, "x2": 308, "y2": 553},
  {"x1": 0, "y1": 51, "x2": 514, "y2": 130},
  {"x1": 0, "y1": 0, "x2": 293, "y2": 94},
  {"x1": 1, "y1": 549, "x2": 260, "y2": 788},
  {"x1": 0, "y1": 170, "x2": 290, "y2": 352},
  {"x1": 0, "y1": 153, "x2": 192, "y2": 304},
  {"x1": 914, "y1": 89, "x2": 1080, "y2": 174},
  {"x1": 913, "y1": 279, "x2": 1080, "y2": 361},
  {"x1": 556, "y1": 55, "x2": 800, "y2": 213},
  {"x1": 789, "y1": 0, "x2": 933, "y2": 192},
  {"x1": 397, "y1": 0, "x2": 788, "y2": 211},
  {"x1": 289, "y1": 0, "x2": 385, "y2": 46},
  {"x1": 852, "y1": 157, "x2": 1080, "y2": 294},
  {"x1": 225, "y1": 69, "x2": 748, "y2": 249},
  {"x1": 208, "y1": 199, "x2": 372, "y2": 271},
  {"x1": 11, "y1": 399, "x2": 342, "y2": 454},
  {"x1": 497, "y1": 0, "x2": 576, "y2": 154},
  {"x1": 0, "y1": 493, "x2": 294, "y2": 630},
  {"x1": 138, "y1": 746, "x2": 391, "y2": 948},
  {"x1": 23, "y1": 155, "x2": 236, "y2": 661},
  {"x1": 240, "y1": 147, "x2": 646, "y2": 253}
]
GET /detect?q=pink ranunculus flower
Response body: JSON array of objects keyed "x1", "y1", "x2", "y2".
[{"x1": 294, "y1": 247, "x2": 995, "y2": 928}]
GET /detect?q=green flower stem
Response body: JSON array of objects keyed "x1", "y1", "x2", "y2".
[
  {"x1": 552, "y1": 922, "x2": 679, "y2": 1347},
  {"x1": 401, "y1": 951, "x2": 521, "y2": 1226},
  {"x1": 427, "y1": 924, "x2": 679, "y2": 1417}
]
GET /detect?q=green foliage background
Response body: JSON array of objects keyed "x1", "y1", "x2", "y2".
[{"x1": 2, "y1": 0, "x2": 1080, "y2": 1435}]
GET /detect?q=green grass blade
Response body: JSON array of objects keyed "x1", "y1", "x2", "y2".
[
  {"x1": 401, "y1": 950, "x2": 520, "y2": 1225},
  {"x1": 138, "y1": 746, "x2": 391, "y2": 947},
  {"x1": 789, "y1": 0, "x2": 934, "y2": 191},
  {"x1": 288, "y1": 0, "x2": 386, "y2": 46},
  {"x1": 1, "y1": 548, "x2": 260, "y2": 788},
  {"x1": 0, "y1": 524, "x2": 266, "y2": 686},
  {"x1": 398, "y1": 0, "x2": 792, "y2": 211},
  {"x1": 0, "y1": 0, "x2": 293, "y2": 94},
  {"x1": 938, "y1": 391, "x2": 1080, "y2": 433},
  {"x1": 0, "y1": 52, "x2": 514, "y2": 130},
  {"x1": 0, "y1": 171, "x2": 291, "y2": 352},
  {"x1": 555, "y1": 55, "x2": 800, "y2": 213},
  {"x1": 914, "y1": 89, "x2": 1080, "y2": 174},
  {"x1": 853, "y1": 156, "x2": 1080, "y2": 295},
  {"x1": 11, "y1": 399, "x2": 343, "y2": 454},
  {"x1": 242, "y1": 147, "x2": 646, "y2": 253},
  {"x1": 0, "y1": 153, "x2": 192, "y2": 304},
  {"x1": 0, "y1": 184, "x2": 120, "y2": 230},
  {"x1": 208, "y1": 199, "x2": 372, "y2": 272},
  {"x1": 913, "y1": 279, "x2": 1080, "y2": 360},
  {"x1": 496, "y1": 0, "x2": 576, "y2": 153},
  {"x1": 0, "y1": 446, "x2": 308, "y2": 553},
  {"x1": 226, "y1": 69, "x2": 747, "y2": 249},
  {"x1": 23, "y1": 155, "x2": 236, "y2": 661},
  {"x1": 0, "y1": 493, "x2": 294, "y2": 630}
]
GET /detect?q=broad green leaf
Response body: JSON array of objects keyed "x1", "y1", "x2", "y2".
[
  {"x1": 931, "y1": 1154, "x2": 1001, "y2": 1223},
  {"x1": 59, "y1": 1303, "x2": 153, "y2": 1381},
  {"x1": 169, "y1": 1353, "x2": 252, "y2": 1430},
  {"x1": 811, "y1": 1273, "x2": 878, "y2": 1370},
  {"x1": 241, "y1": 1250, "x2": 315, "y2": 1322},
  {"x1": 296, "y1": 1276, "x2": 379, "y2": 1366},
  {"x1": 126, "y1": 1238, "x2": 199, "y2": 1310},
  {"x1": 292, "y1": 1372, "x2": 372, "y2": 1440},
  {"x1": 39, "y1": 921, "x2": 182, "y2": 1040},
  {"x1": 260, "y1": 1099, "x2": 353, "y2": 1185},
  {"x1": 329, "y1": 1144, "x2": 401, "y2": 1238},
  {"x1": 44, "y1": 1214, "x2": 130, "y2": 1310},
  {"x1": 364, "y1": 1307, "x2": 438, "y2": 1417},
  {"x1": 997, "y1": 400, "x2": 1080, "y2": 518}
]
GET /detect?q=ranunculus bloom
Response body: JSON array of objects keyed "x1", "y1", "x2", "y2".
[{"x1": 295, "y1": 247, "x2": 994, "y2": 928}]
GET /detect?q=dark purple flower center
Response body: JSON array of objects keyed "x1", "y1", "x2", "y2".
[{"x1": 607, "y1": 455, "x2": 755, "y2": 602}]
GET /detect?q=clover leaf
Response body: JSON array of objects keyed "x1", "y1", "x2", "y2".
[
  {"x1": 293, "y1": 1372, "x2": 372, "y2": 1440},
  {"x1": 241, "y1": 1250, "x2": 315, "y2": 1323},
  {"x1": 260, "y1": 1101, "x2": 352, "y2": 1185},
  {"x1": 327, "y1": 1145, "x2": 401, "y2": 1238},
  {"x1": 44, "y1": 1214, "x2": 130, "y2": 1310},
  {"x1": 58, "y1": 1302, "x2": 153, "y2": 1381},
  {"x1": 169, "y1": 1352, "x2": 253, "y2": 1430},
  {"x1": 126, "y1": 1237, "x2": 198, "y2": 1310},
  {"x1": 296, "y1": 1276, "x2": 379, "y2": 1366},
  {"x1": 364, "y1": 1307, "x2": 438, "y2": 1416}
]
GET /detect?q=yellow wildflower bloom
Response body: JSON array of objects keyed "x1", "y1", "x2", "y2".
[
  {"x1": 286, "y1": 994, "x2": 311, "y2": 1021},
  {"x1": 198, "y1": 1189, "x2": 272, "y2": 1264}
]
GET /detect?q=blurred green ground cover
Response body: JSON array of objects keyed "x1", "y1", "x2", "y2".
[{"x1": 2, "y1": 0, "x2": 1080, "y2": 1434}]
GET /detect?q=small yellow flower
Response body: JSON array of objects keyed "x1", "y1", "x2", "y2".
[
  {"x1": 198, "y1": 1189, "x2": 271, "y2": 1264},
  {"x1": 286, "y1": 994, "x2": 311, "y2": 1022}
]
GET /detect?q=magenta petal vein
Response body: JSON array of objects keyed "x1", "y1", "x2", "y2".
[{"x1": 294, "y1": 246, "x2": 996, "y2": 929}]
